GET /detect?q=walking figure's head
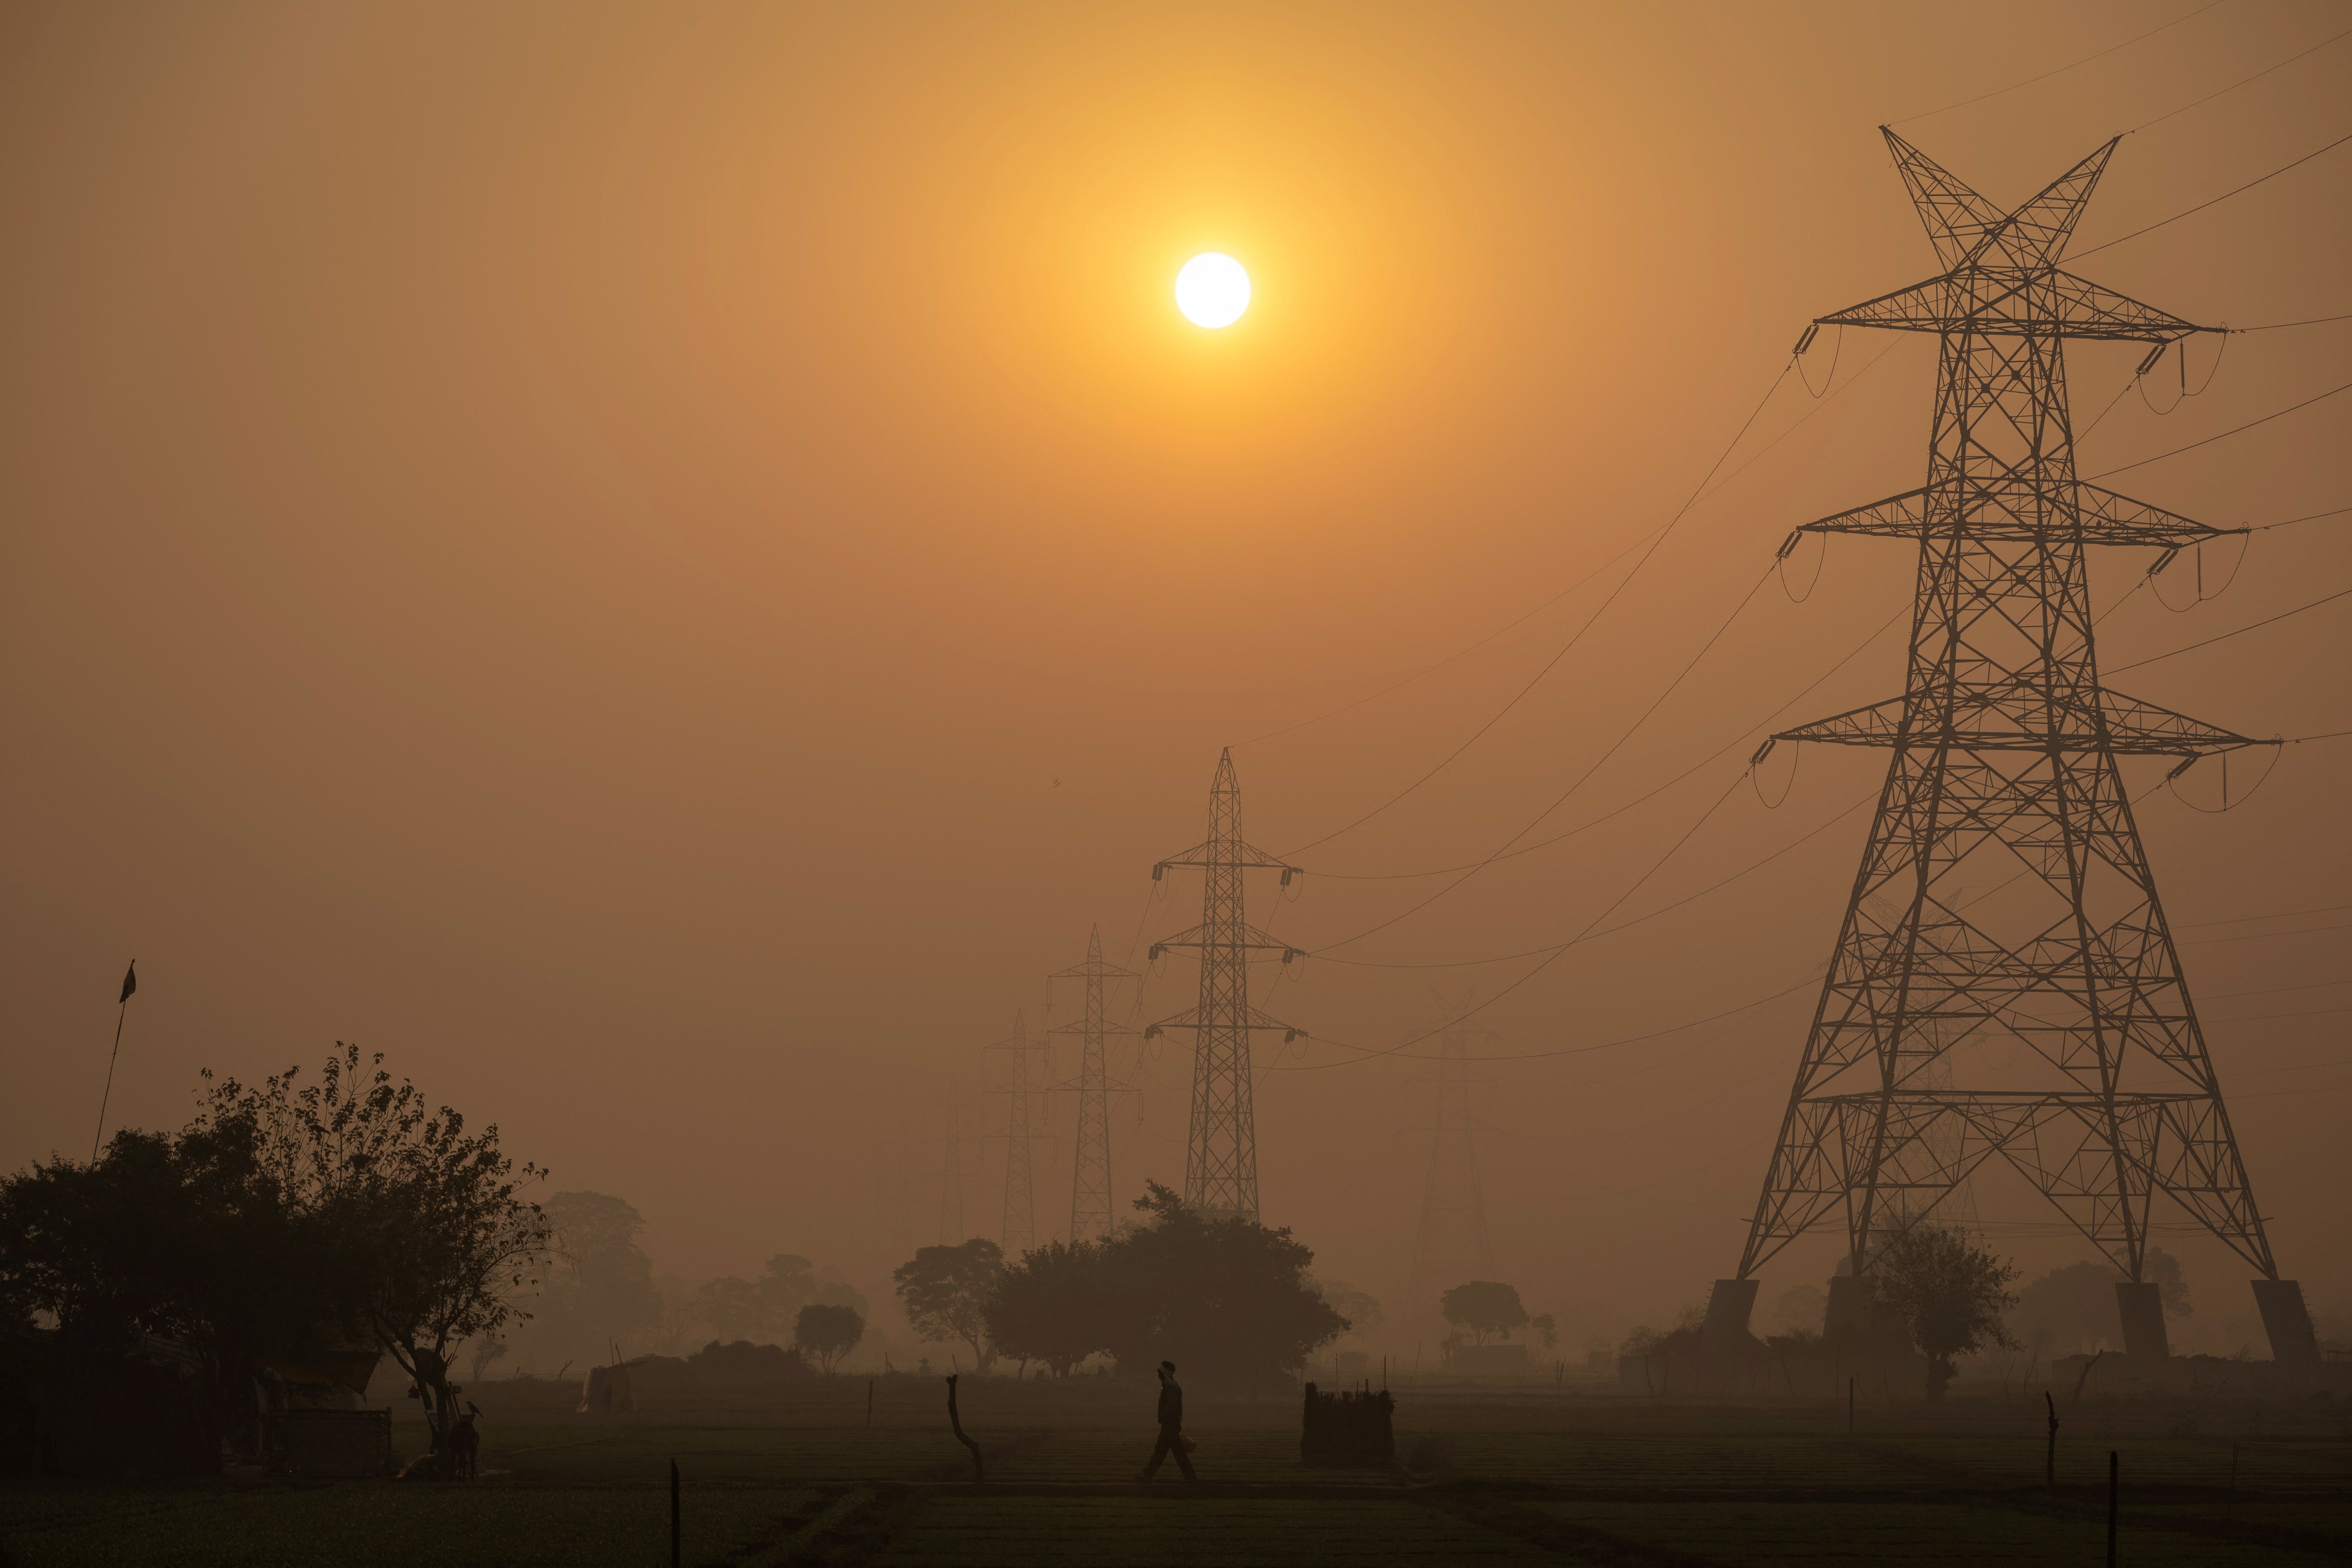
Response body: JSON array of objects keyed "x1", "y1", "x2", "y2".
[{"x1": 1159, "y1": 1360, "x2": 1176, "y2": 1380}]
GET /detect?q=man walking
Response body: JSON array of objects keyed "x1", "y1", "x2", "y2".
[{"x1": 1137, "y1": 1359, "x2": 1197, "y2": 1483}]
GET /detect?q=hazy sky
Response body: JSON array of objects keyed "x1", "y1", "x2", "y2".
[{"x1": 4, "y1": 2, "x2": 2346, "y2": 1348}]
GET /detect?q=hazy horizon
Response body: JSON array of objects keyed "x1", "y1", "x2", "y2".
[{"x1": 4, "y1": 1, "x2": 2346, "y2": 1368}]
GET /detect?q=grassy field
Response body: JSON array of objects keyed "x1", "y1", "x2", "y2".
[{"x1": 2, "y1": 1377, "x2": 2346, "y2": 1565}]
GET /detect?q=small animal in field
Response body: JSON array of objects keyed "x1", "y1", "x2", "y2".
[
  {"x1": 395, "y1": 1403, "x2": 483, "y2": 1481},
  {"x1": 447, "y1": 1404, "x2": 481, "y2": 1481}
]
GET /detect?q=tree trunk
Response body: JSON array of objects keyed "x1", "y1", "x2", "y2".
[{"x1": 1925, "y1": 1354, "x2": 1954, "y2": 1401}]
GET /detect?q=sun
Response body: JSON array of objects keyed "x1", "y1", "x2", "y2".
[{"x1": 1174, "y1": 253, "x2": 1250, "y2": 328}]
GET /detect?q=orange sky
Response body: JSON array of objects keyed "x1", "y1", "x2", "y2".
[{"x1": 3, "y1": 2, "x2": 2346, "y2": 1350}]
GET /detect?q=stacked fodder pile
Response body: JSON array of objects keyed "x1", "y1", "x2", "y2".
[{"x1": 1299, "y1": 1382, "x2": 1394, "y2": 1467}]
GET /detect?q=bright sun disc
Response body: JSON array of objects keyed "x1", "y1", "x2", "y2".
[{"x1": 1175, "y1": 253, "x2": 1250, "y2": 328}]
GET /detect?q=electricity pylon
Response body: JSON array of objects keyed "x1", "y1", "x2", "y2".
[
  {"x1": 1715, "y1": 128, "x2": 2316, "y2": 1369},
  {"x1": 1405, "y1": 993, "x2": 1497, "y2": 1322},
  {"x1": 984, "y1": 1011, "x2": 1050, "y2": 1258},
  {"x1": 1048, "y1": 924, "x2": 1140, "y2": 1243},
  {"x1": 935, "y1": 1098, "x2": 966, "y2": 1245},
  {"x1": 1145, "y1": 748, "x2": 1306, "y2": 1219}
]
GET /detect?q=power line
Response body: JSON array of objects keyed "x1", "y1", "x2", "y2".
[
  {"x1": 2179, "y1": 900, "x2": 2351, "y2": 930},
  {"x1": 1279, "y1": 364, "x2": 1795, "y2": 858},
  {"x1": 2084, "y1": 379, "x2": 2352, "y2": 480},
  {"x1": 1888, "y1": 0, "x2": 2230, "y2": 126},
  {"x1": 2073, "y1": 129, "x2": 2352, "y2": 260},
  {"x1": 2106, "y1": 581, "x2": 2352, "y2": 672},
  {"x1": 2129, "y1": 22, "x2": 2352, "y2": 134},
  {"x1": 1227, "y1": 517, "x2": 1670, "y2": 750},
  {"x1": 2183, "y1": 918, "x2": 2352, "y2": 947},
  {"x1": 2238, "y1": 313, "x2": 2352, "y2": 333},
  {"x1": 1306, "y1": 608, "x2": 1907, "y2": 883},
  {"x1": 1307, "y1": 562, "x2": 1777, "y2": 951},
  {"x1": 2254, "y1": 505, "x2": 2352, "y2": 532},
  {"x1": 1314, "y1": 788, "x2": 1874, "y2": 971}
]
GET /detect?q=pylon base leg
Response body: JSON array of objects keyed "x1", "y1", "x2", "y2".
[
  {"x1": 2252, "y1": 1279, "x2": 2320, "y2": 1369},
  {"x1": 2114, "y1": 1281, "x2": 2171, "y2": 1360}
]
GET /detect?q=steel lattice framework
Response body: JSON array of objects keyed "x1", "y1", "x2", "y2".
[
  {"x1": 1146, "y1": 748, "x2": 1305, "y2": 1219},
  {"x1": 1735, "y1": 131, "x2": 2301, "y2": 1343},
  {"x1": 985, "y1": 1012, "x2": 1049, "y2": 1257},
  {"x1": 1405, "y1": 997, "x2": 1497, "y2": 1320},
  {"x1": 1048, "y1": 924, "x2": 1139, "y2": 1243}
]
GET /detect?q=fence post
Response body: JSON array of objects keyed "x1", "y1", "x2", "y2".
[
  {"x1": 2106, "y1": 1450, "x2": 2118, "y2": 1567},
  {"x1": 670, "y1": 1458, "x2": 681, "y2": 1568}
]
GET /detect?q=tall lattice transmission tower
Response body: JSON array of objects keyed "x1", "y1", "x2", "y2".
[
  {"x1": 1707, "y1": 129, "x2": 2316, "y2": 1368},
  {"x1": 1048, "y1": 924, "x2": 1139, "y2": 1243},
  {"x1": 1405, "y1": 995, "x2": 1497, "y2": 1323},
  {"x1": 1145, "y1": 748, "x2": 1306, "y2": 1219},
  {"x1": 934, "y1": 1098, "x2": 966, "y2": 1245},
  {"x1": 985, "y1": 1011, "x2": 1050, "y2": 1258}
]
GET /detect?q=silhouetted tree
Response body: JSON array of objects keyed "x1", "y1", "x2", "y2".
[
  {"x1": 1874, "y1": 1224, "x2": 2020, "y2": 1399},
  {"x1": 1096, "y1": 1182, "x2": 1347, "y2": 1392},
  {"x1": 794, "y1": 1303, "x2": 865, "y2": 1374},
  {"x1": 893, "y1": 1239, "x2": 1004, "y2": 1372},
  {"x1": 987, "y1": 1240, "x2": 1113, "y2": 1377},
  {"x1": 759, "y1": 1254, "x2": 868, "y2": 1327},
  {"x1": 0, "y1": 1127, "x2": 336, "y2": 1367},
  {"x1": 1530, "y1": 1313, "x2": 1558, "y2": 1352},
  {"x1": 1441, "y1": 1281, "x2": 1529, "y2": 1346},
  {"x1": 190, "y1": 1044, "x2": 549, "y2": 1465},
  {"x1": 685, "y1": 1277, "x2": 769, "y2": 1343},
  {"x1": 529, "y1": 1192, "x2": 662, "y2": 1364},
  {"x1": 1310, "y1": 1278, "x2": 1384, "y2": 1341}
]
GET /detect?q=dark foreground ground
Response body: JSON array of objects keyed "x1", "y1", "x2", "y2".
[{"x1": 2, "y1": 1376, "x2": 2346, "y2": 1565}]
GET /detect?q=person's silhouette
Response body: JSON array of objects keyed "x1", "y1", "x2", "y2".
[{"x1": 1137, "y1": 1359, "x2": 1197, "y2": 1483}]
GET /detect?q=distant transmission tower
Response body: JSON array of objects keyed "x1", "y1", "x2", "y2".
[
  {"x1": 985, "y1": 1011, "x2": 1050, "y2": 1257},
  {"x1": 1048, "y1": 924, "x2": 1139, "y2": 1243},
  {"x1": 1405, "y1": 994, "x2": 1496, "y2": 1320},
  {"x1": 935, "y1": 1099, "x2": 966, "y2": 1245},
  {"x1": 1146, "y1": 748, "x2": 1306, "y2": 1219},
  {"x1": 1712, "y1": 129, "x2": 2316, "y2": 1368}
]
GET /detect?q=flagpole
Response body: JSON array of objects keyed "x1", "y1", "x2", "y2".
[{"x1": 93, "y1": 960, "x2": 135, "y2": 1163}]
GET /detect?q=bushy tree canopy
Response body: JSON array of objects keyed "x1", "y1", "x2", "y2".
[
  {"x1": 530, "y1": 1191, "x2": 662, "y2": 1364},
  {"x1": 1441, "y1": 1281, "x2": 1530, "y2": 1345},
  {"x1": 893, "y1": 1239, "x2": 1004, "y2": 1372},
  {"x1": 1098, "y1": 1182, "x2": 1346, "y2": 1392},
  {"x1": 794, "y1": 1302, "x2": 865, "y2": 1374},
  {"x1": 986, "y1": 1240, "x2": 1114, "y2": 1377},
  {"x1": 1874, "y1": 1224, "x2": 2021, "y2": 1399}
]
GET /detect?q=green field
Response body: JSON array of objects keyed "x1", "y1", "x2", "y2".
[{"x1": 2, "y1": 1378, "x2": 2346, "y2": 1565}]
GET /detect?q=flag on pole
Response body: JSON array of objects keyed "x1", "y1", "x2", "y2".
[{"x1": 119, "y1": 961, "x2": 136, "y2": 1004}]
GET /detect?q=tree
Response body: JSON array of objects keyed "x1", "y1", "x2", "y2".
[
  {"x1": 1094, "y1": 1182, "x2": 1347, "y2": 1392},
  {"x1": 189, "y1": 1044, "x2": 549, "y2": 1466},
  {"x1": 759, "y1": 1254, "x2": 868, "y2": 1327},
  {"x1": 1310, "y1": 1279, "x2": 1384, "y2": 1341},
  {"x1": 685, "y1": 1277, "x2": 770, "y2": 1344},
  {"x1": 1441, "y1": 1281, "x2": 1530, "y2": 1346},
  {"x1": 1873, "y1": 1223, "x2": 2021, "y2": 1399},
  {"x1": 0, "y1": 1127, "x2": 338, "y2": 1370},
  {"x1": 1530, "y1": 1313, "x2": 1559, "y2": 1353},
  {"x1": 530, "y1": 1192, "x2": 662, "y2": 1365},
  {"x1": 794, "y1": 1303, "x2": 865, "y2": 1374},
  {"x1": 987, "y1": 1240, "x2": 1114, "y2": 1377},
  {"x1": 893, "y1": 1238, "x2": 1004, "y2": 1372}
]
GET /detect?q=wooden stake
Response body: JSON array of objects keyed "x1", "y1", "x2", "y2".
[
  {"x1": 670, "y1": 1458, "x2": 680, "y2": 1568},
  {"x1": 2117, "y1": 1457, "x2": 2136, "y2": 1561},
  {"x1": 2043, "y1": 1391, "x2": 2058, "y2": 1489},
  {"x1": 946, "y1": 1374, "x2": 983, "y2": 1483}
]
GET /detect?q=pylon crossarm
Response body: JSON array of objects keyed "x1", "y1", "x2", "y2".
[
  {"x1": 1791, "y1": 488, "x2": 1928, "y2": 543},
  {"x1": 2074, "y1": 484, "x2": 2241, "y2": 548},
  {"x1": 1814, "y1": 271, "x2": 2206, "y2": 343},
  {"x1": 1769, "y1": 687, "x2": 2267, "y2": 754}
]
